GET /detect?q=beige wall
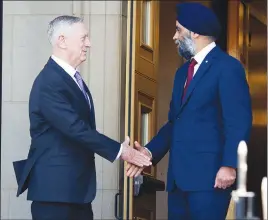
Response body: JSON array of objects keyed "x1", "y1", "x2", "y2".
[
  {"x1": 1, "y1": 1, "x2": 127, "y2": 219},
  {"x1": 156, "y1": 1, "x2": 184, "y2": 219}
]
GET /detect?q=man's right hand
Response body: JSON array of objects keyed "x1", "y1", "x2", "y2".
[{"x1": 120, "y1": 137, "x2": 152, "y2": 167}]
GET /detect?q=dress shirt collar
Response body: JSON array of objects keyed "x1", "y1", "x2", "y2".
[
  {"x1": 51, "y1": 55, "x2": 77, "y2": 78},
  {"x1": 193, "y1": 41, "x2": 216, "y2": 64}
]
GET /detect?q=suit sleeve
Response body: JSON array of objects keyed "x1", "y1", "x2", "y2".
[
  {"x1": 145, "y1": 80, "x2": 177, "y2": 165},
  {"x1": 39, "y1": 83, "x2": 120, "y2": 162},
  {"x1": 145, "y1": 120, "x2": 173, "y2": 166},
  {"x1": 219, "y1": 60, "x2": 252, "y2": 168}
]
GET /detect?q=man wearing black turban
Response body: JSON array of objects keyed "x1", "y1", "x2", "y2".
[{"x1": 126, "y1": 2, "x2": 252, "y2": 220}]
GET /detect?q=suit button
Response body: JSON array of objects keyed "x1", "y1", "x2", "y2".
[{"x1": 177, "y1": 117, "x2": 180, "y2": 120}]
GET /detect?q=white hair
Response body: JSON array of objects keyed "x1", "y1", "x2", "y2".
[{"x1": 47, "y1": 15, "x2": 83, "y2": 45}]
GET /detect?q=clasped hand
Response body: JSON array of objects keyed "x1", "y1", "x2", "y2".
[
  {"x1": 122, "y1": 140, "x2": 152, "y2": 178},
  {"x1": 120, "y1": 137, "x2": 152, "y2": 170}
]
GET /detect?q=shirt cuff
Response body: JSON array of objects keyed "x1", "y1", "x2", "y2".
[
  {"x1": 115, "y1": 144, "x2": 123, "y2": 160},
  {"x1": 144, "y1": 147, "x2": 152, "y2": 158}
]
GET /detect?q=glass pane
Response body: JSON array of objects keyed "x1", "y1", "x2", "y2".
[
  {"x1": 141, "y1": 112, "x2": 149, "y2": 146},
  {"x1": 140, "y1": 105, "x2": 153, "y2": 175},
  {"x1": 142, "y1": 0, "x2": 151, "y2": 46}
]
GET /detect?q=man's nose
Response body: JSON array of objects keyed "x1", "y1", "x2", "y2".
[
  {"x1": 173, "y1": 32, "x2": 178, "y2": 41},
  {"x1": 173, "y1": 34, "x2": 176, "y2": 41},
  {"x1": 86, "y1": 38, "x2": 91, "y2": 47}
]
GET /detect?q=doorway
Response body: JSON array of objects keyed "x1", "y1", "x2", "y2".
[
  {"x1": 118, "y1": 1, "x2": 267, "y2": 219},
  {"x1": 247, "y1": 7, "x2": 267, "y2": 218}
]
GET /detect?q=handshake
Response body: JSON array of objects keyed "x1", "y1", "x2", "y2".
[{"x1": 120, "y1": 136, "x2": 152, "y2": 178}]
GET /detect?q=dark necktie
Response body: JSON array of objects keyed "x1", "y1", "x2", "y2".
[
  {"x1": 182, "y1": 58, "x2": 198, "y2": 101},
  {"x1": 74, "y1": 71, "x2": 91, "y2": 108}
]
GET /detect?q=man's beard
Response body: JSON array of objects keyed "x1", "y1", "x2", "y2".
[{"x1": 175, "y1": 33, "x2": 196, "y2": 60}]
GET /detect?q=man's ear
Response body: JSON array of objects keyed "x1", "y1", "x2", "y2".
[
  {"x1": 58, "y1": 35, "x2": 67, "y2": 49},
  {"x1": 191, "y1": 32, "x2": 199, "y2": 39}
]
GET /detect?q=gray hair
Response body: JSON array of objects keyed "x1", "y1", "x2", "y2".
[{"x1": 47, "y1": 15, "x2": 83, "y2": 45}]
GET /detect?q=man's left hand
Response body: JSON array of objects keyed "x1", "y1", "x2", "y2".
[{"x1": 214, "y1": 166, "x2": 236, "y2": 189}]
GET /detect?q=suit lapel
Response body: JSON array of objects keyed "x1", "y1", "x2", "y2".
[
  {"x1": 48, "y1": 58, "x2": 91, "y2": 110},
  {"x1": 58, "y1": 68, "x2": 96, "y2": 128},
  {"x1": 173, "y1": 65, "x2": 188, "y2": 115},
  {"x1": 180, "y1": 46, "x2": 220, "y2": 110},
  {"x1": 83, "y1": 82, "x2": 96, "y2": 129}
]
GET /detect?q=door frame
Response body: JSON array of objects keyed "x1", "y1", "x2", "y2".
[
  {"x1": 122, "y1": 1, "x2": 136, "y2": 219},
  {"x1": 1, "y1": 0, "x2": 3, "y2": 154}
]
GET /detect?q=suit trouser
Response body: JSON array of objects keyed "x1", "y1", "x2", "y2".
[
  {"x1": 31, "y1": 201, "x2": 93, "y2": 220},
  {"x1": 168, "y1": 186, "x2": 232, "y2": 220}
]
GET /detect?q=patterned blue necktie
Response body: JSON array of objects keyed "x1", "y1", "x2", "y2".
[{"x1": 74, "y1": 71, "x2": 91, "y2": 108}]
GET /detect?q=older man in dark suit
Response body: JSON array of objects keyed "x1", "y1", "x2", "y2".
[
  {"x1": 127, "y1": 3, "x2": 252, "y2": 220},
  {"x1": 13, "y1": 15, "x2": 151, "y2": 220}
]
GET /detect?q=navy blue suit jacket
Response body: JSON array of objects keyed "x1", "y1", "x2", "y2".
[
  {"x1": 146, "y1": 46, "x2": 252, "y2": 191},
  {"x1": 13, "y1": 58, "x2": 121, "y2": 203}
]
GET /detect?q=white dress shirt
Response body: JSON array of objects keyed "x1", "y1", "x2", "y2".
[{"x1": 51, "y1": 55, "x2": 123, "y2": 160}]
